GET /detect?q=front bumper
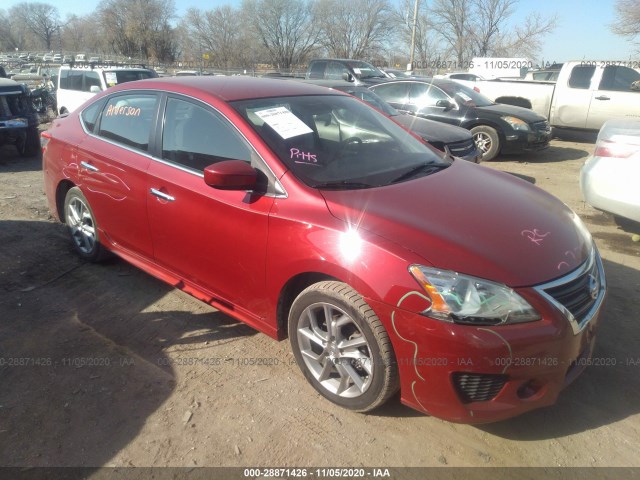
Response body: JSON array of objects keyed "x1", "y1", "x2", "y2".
[
  {"x1": 501, "y1": 121, "x2": 552, "y2": 155},
  {"x1": 369, "y1": 249, "x2": 606, "y2": 423}
]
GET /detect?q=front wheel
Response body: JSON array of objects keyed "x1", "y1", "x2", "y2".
[
  {"x1": 63, "y1": 187, "x2": 108, "y2": 262},
  {"x1": 471, "y1": 125, "x2": 500, "y2": 161},
  {"x1": 17, "y1": 127, "x2": 41, "y2": 157},
  {"x1": 288, "y1": 281, "x2": 399, "y2": 412}
]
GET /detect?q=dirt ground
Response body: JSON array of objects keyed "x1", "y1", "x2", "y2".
[{"x1": 1, "y1": 127, "x2": 639, "y2": 475}]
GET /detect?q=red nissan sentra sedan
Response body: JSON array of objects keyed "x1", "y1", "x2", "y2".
[{"x1": 42, "y1": 76, "x2": 606, "y2": 423}]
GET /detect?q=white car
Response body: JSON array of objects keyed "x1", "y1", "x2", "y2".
[
  {"x1": 435, "y1": 72, "x2": 488, "y2": 90},
  {"x1": 56, "y1": 64, "x2": 158, "y2": 115},
  {"x1": 580, "y1": 119, "x2": 640, "y2": 223}
]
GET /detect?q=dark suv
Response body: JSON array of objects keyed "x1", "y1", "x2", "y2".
[
  {"x1": 0, "y1": 78, "x2": 41, "y2": 156},
  {"x1": 306, "y1": 59, "x2": 389, "y2": 86}
]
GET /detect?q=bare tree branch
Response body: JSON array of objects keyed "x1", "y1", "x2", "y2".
[{"x1": 611, "y1": 0, "x2": 640, "y2": 49}]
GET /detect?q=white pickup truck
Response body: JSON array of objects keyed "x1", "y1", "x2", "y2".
[{"x1": 473, "y1": 61, "x2": 640, "y2": 130}]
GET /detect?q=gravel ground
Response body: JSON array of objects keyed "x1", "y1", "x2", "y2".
[{"x1": 0, "y1": 128, "x2": 639, "y2": 478}]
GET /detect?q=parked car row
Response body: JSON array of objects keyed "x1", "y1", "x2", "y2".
[
  {"x1": 304, "y1": 58, "x2": 552, "y2": 161},
  {"x1": 41, "y1": 75, "x2": 606, "y2": 424}
]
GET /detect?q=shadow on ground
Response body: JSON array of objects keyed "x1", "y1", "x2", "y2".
[{"x1": 0, "y1": 220, "x2": 255, "y2": 467}]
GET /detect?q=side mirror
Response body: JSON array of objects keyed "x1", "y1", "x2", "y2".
[
  {"x1": 90, "y1": 85, "x2": 102, "y2": 93},
  {"x1": 436, "y1": 99, "x2": 454, "y2": 110},
  {"x1": 204, "y1": 160, "x2": 257, "y2": 190},
  {"x1": 342, "y1": 72, "x2": 355, "y2": 83}
]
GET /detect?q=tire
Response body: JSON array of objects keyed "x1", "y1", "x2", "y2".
[
  {"x1": 471, "y1": 125, "x2": 500, "y2": 161},
  {"x1": 63, "y1": 187, "x2": 108, "y2": 262},
  {"x1": 288, "y1": 281, "x2": 399, "y2": 412},
  {"x1": 17, "y1": 127, "x2": 41, "y2": 157}
]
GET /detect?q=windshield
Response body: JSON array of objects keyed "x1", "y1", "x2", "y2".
[
  {"x1": 347, "y1": 61, "x2": 387, "y2": 80},
  {"x1": 231, "y1": 95, "x2": 448, "y2": 189},
  {"x1": 438, "y1": 81, "x2": 494, "y2": 107}
]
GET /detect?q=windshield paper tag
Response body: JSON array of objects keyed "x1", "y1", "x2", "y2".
[
  {"x1": 105, "y1": 72, "x2": 118, "y2": 86},
  {"x1": 255, "y1": 107, "x2": 313, "y2": 139},
  {"x1": 457, "y1": 92, "x2": 472, "y2": 102}
]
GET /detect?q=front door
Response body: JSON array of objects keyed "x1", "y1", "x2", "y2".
[{"x1": 146, "y1": 96, "x2": 274, "y2": 318}]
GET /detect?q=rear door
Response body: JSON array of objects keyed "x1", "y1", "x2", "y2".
[{"x1": 75, "y1": 92, "x2": 159, "y2": 258}]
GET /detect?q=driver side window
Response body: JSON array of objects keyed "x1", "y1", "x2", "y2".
[
  {"x1": 409, "y1": 83, "x2": 449, "y2": 107},
  {"x1": 162, "y1": 97, "x2": 252, "y2": 172}
]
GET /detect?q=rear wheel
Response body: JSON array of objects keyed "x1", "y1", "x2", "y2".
[
  {"x1": 471, "y1": 125, "x2": 500, "y2": 161},
  {"x1": 288, "y1": 281, "x2": 399, "y2": 412},
  {"x1": 63, "y1": 187, "x2": 108, "y2": 262}
]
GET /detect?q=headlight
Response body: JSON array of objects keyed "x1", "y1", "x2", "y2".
[
  {"x1": 409, "y1": 265, "x2": 541, "y2": 325},
  {"x1": 501, "y1": 116, "x2": 530, "y2": 132}
]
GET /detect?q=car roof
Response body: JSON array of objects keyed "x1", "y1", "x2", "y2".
[
  {"x1": 106, "y1": 76, "x2": 349, "y2": 102},
  {"x1": 373, "y1": 78, "x2": 459, "y2": 87},
  {"x1": 297, "y1": 79, "x2": 367, "y2": 90}
]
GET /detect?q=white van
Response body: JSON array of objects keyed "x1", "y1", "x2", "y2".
[{"x1": 56, "y1": 64, "x2": 158, "y2": 115}]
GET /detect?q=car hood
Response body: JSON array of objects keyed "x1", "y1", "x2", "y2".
[
  {"x1": 320, "y1": 161, "x2": 591, "y2": 287},
  {"x1": 392, "y1": 114, "x2": 471, "y2": 143},
  {"x1": 475, "y1": 103, "x2": 547, "y2": 123}
]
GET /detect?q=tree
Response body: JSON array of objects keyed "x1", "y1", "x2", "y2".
[
  {"x1": 180, "y1": 6, "x2": 247, "y2": 69},
  {"x1": 611, "y1": 0, "x2": 640, "y2": 48},
  {"x1": 97, "y1": 0, "x2": 178, "y2": 62},
  {"x1": 393, "y1": 0, "x2": 447, "y2": 71},
  {"x1": 315, "y1": 0, "x2": 393, "y2": 59},
  {"x1": 430, "y1": 0, "x2": 473, "y2": 67},
  {"x1": 10, "y1": 2, "x2": 61, "y2": 50},
  {"x1": 430, "y1": 0, "x2": 556, "y2": 67},
  {"x1": 241, "y1": 0, "x2": 321, "y2": 69}
]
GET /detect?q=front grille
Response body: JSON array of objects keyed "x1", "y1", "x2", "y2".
[
  {"x1": 447, "y1": 138, "x2": 476, "y2": 157},
  {"x1": 532, "y1": 120, "x2": 551, "y2": 133},
  {"x1": 452, "y1": 373, "x2": 507, "y2": 403},
  {"x1": 536, "y1": 248, "x2": 606, "y2": 335}
]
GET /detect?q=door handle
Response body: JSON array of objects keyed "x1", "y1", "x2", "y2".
[
  {"x1": 80, "y1": 161, "x2": 99, "y2": 172},
  {"x1": 595, "y1": 95, "x2": 610, "y2": 100},
  {"x1": 150, "y1": 188, "x2": 175, "y2": 202}
]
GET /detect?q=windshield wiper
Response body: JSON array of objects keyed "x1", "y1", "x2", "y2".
[
  {"x1": 312, "y1": 181, "x2": 377, "y2": 190},
  {"x1": 391, "y1": 163, "x2": 448, "y2": 184}
]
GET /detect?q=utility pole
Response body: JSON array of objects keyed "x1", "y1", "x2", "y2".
[{"x1": 408, "y1": 0, "x2": 419, "y2": 71}]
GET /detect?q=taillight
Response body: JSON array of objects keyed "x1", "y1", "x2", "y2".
[
  {"x1": 594, "y1": 139, "x2": 640, "y2": 158},
  {"x1": 41, "y1": 131, "x2": 51, "y2": 154}
]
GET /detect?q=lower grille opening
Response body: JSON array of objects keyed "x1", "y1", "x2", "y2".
[{"x1": 452, "y1": 372, "x2": 508, "y2": 403}]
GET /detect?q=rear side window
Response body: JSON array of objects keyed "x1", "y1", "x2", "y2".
[
  {"x1": 162, "y1": 97, "x2": 252, "y2": 172},
  {"x1": 97, "y1": 94, "x2": 158, "y2": 151},
  {"x1": 568, "y1": 66, "x2": 595, "y2": 89},
  {"x1": 80, "y1": 100, "x2": 106, "y2": 133},
  {"x1": 59, "y1": 70, "x2": 101, "y2": 92}
]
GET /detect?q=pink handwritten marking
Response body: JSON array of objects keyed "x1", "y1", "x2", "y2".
[
  {"x1": 557, "y1": 261, "x2": 570, "y2": 270},
  {"x1": 290, "y1": 148, "x2": 317, "y2": 163},
  {"x1": 521, "y1": 229, "x2": 550, "y2": 246},
  {"x1": 565, "y1": 250, "x2": 576, "y2": 260}
]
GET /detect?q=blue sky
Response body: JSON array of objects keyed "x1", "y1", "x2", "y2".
[{"x1": 3, "y1": 0, "x2": 637, "y2": 62}]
